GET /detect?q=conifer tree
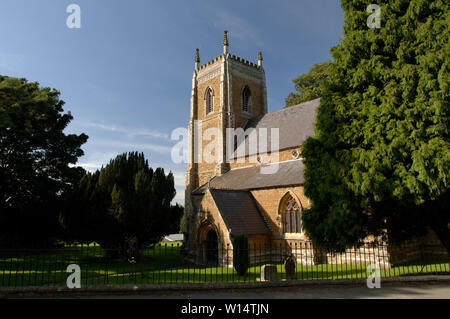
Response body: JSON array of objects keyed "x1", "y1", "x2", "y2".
[
  {"x1": 61, "y1": 152, "x2": 183, "y2": 251},
  {"x1": 301, "y1": 0, "x2": 450, "y2": 252}
]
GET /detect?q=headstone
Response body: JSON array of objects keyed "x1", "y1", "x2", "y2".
[
  {"x1": 260, "y1": 264, "x2": 278, "y2": 281},
  {"x1": 126, "y1": 237, "x2": 138, "y2": 263},
  {"x1": 284, "y1": 256, "x2": 296, "y2": 279},
  {"x1": 313, "y1": 245, "x2": 328, "y2": 265}
]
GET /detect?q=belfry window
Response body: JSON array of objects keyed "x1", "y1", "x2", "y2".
[
  {"x1": 242, "y1": 86, "x2": 252, "y2": 113},
  {"x1": 283, "y1": 197, "x2": 301, "y2": 234},
  {"x1": 205, "y1": 87, "x2": 213, "y2": 115}
]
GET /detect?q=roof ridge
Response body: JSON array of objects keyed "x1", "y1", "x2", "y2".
[
  {"x1": 222, "y1": 158, "x2": 302, "y2": 173},
  {"x1": 210, "y1": 188, "x2": 248, "y2": 193},
  {"x1": 243, "y1": 98, "x2": 320, "y2": 131},
  {"x1": 261, "y1": 97, "x2": 321, "y2": 117}
]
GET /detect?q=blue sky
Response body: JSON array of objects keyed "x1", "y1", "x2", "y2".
[{"x1": 0, "y1": 0, "x2": 343, "y2": 204}]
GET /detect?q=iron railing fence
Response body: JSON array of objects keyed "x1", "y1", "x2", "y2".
[{"x1": 0, "y1": 241, "x2": 448, "y2": 288}]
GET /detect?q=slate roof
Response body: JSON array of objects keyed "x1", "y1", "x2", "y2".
[
  {"x1": 192, "y1": 159, "x2": 304, "y2": 195},
  {"x1": 232, "y1": 98, "x2": 320, "y2": 159},
  {"x1": 209, "y1": 189, "x2": 271, "y2": 235}
]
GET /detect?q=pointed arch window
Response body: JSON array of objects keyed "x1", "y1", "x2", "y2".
[
  {"x1": 281, "y1": 196, "x2": 302, "y2": 234},
  {"x1": 205, "y1": 87, "x2": 213, "y2": 115},
  {"x1": 242, "y1": 85, "x2": 252, "y2": 113}
]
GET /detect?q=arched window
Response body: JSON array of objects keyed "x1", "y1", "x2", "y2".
[
  {"x1": 280, "y1": 195, "x2": 302, "y2": 234},
  {"x1": 242, "y1": 85, "x2": 252, "y2": 113},
  {"x1": 205, "y1": 87, "x2": 213, "y2": 115}
]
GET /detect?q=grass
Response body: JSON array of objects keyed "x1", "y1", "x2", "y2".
[
  {"x1": 0, "y1": 242, "x2": 183, "y2": 287},
  {"x1": 0, "y1": 242, "x2": 448, "y2": 287},
  {"x1": 111, "y1": 262, "x2": 450, "y2": 286}
]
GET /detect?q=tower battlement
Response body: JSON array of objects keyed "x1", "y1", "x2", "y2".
[{"x1": 198, "y1": 54, "x2": 261, "y2": 71}]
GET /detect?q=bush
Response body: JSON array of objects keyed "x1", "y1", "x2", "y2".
[{"x1": 233, "y1": 235, "x2": 249, "y2": 276}]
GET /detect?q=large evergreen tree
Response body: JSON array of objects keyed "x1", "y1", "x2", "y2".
[
  {"x1": 301, "y1": 0, "x2": 449, "y2": 252},
  {"x1": 0, "y1": 75, "x2": 88, "y2": 246},
  {"x1": 61, "y1": 152, "x2": 183, "y2": 251}
]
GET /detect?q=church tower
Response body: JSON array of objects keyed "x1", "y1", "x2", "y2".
[{"x1": 184, "y1": 31, "x2": 268, "y2": 233}]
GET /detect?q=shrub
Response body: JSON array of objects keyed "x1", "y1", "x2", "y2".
[{"x1": 233, "y1": 235, "x2": 249, "y2": 276}]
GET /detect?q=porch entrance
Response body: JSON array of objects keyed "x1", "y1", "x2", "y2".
[{"x1": 205, "y1": 229, "x2": 218, "y2": 265}]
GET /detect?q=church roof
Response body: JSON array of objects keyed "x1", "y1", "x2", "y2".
[
  {"x1": 232, "y1": 98, "x2": 320, "y2": 159},
  {"x1": 209, "y1": 189, "x2": 271, "y2": 235},
  {"x1": 192, "y1": 159, "x2": 304, "y2": 195}
]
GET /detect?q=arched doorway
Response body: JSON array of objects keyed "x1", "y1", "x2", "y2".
[{"x1": 205, "y1": 229, "x2": 218, "y2": 265}]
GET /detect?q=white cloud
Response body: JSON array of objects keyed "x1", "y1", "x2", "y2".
[
  {"x1": 84, "y1": 121, "x2": 170, "y2": 140},
  {"x1": 75, "y1": 162, "x2": 103, "y2": 171},
  {"x1": 72, "y1": 151, "x2": 118, "y2": 172},
  {"x1": 92, "y1": 139, "x2": 173, "y2": 154},
  {"x1": 172, "y1": 172, "x2": 185, "y2": 188},
  {"x1": 173, "y1": 188, "x2": 185, "y2": 205}
]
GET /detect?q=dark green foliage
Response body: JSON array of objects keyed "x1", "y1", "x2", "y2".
[
  {"x1": 0, "y1": 75, "x2": 88, "y2": 246},
  {"x1": 61, "y1": 152, "x2": 182, "y2": 251},
  {"x1": 168, "y1": 203, "x2": 185, "y2": 235},
  {"x1": 302, "y1": 0, "x2": 450, "y2": 252},
  {"x1": 303, "y1": 0, "x2": 450, "y2": 250},
  {"x1": 285, "y1": 62, "x2": 330, "y2": 107},
  {"x1": 233, "y1": 235, "x2": 249, "y2": 276}
]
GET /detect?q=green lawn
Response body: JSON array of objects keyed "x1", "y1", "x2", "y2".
[
  {"x1": 0, "y1": 242, "x2": 184, "y2": 287},
  {"x1": 109, "y1": 262, "x2": 450, "y2": 286},
  {"x1": 0, "y1": 242, "x2": 448, "y2": 287}
]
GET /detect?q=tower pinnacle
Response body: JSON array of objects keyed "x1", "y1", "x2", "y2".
[
  {"x1": 195, "y1": 48, "x2": 200, "y2": 69},
  {"x1": 223, "y1": 30, "x2": 229, "y2": 54}
]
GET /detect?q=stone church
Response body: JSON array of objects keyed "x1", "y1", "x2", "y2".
[{"x1": 183, "y1": 31, "x2": 447, "y2": 266}]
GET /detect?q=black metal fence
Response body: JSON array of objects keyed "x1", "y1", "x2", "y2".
[{"x1": 0, "y1": 241, "x2": 448, "y2": 288}]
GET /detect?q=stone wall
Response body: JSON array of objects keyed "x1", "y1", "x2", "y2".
[
  {"x1": 184, "y1": 183, "x2": 448, "y2": 268},
  {"x1": 386, "y1": 229, "x2": 449, "y2": 266},
  {"x1": 184, "y1": 190, "x2": 226, "y2": 264},
  {"x1": 230, "y1": 74, "x2": 265, "y2": 128},
  {"x1": 229, "y1": 147, "x2": 302, "y2": 169},
  {"x1": 250, "y1": 186, "x2": 309, "y2": 239},
  {"x1": 193, "y1": 235, "x2": 449, "y2": 269}
]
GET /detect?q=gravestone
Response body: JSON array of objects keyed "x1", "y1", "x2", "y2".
[
  {"x1": 284, "y1": 256, "x2": 296, "y2": 279},
  {"x1": 260, "y1": 264, "x2": 278, "y2": 281},
  {"x1": 313, "y1": 244, "x2": 328, "y2": 265}
]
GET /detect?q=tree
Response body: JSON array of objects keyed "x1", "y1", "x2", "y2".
[
  {"x1": 61, "y1": 152, "x2": 183, "y2": 252},
  {"x1": 285, "y1": 62, "x2": 330, "y2": 107},
  {"x1": 167, "y1": 203, "x2": 185, "y2": 235},
  {"x1": 301, "y1": 0, "x2": 450, "y2": 253},
  {"x1": 0, "y1": 75, "x2": 88, "y2": 246}
]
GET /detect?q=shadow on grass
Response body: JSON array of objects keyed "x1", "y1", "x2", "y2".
[{"x1": 0, "y1": 244, "x2": 449, "y2": 287}]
